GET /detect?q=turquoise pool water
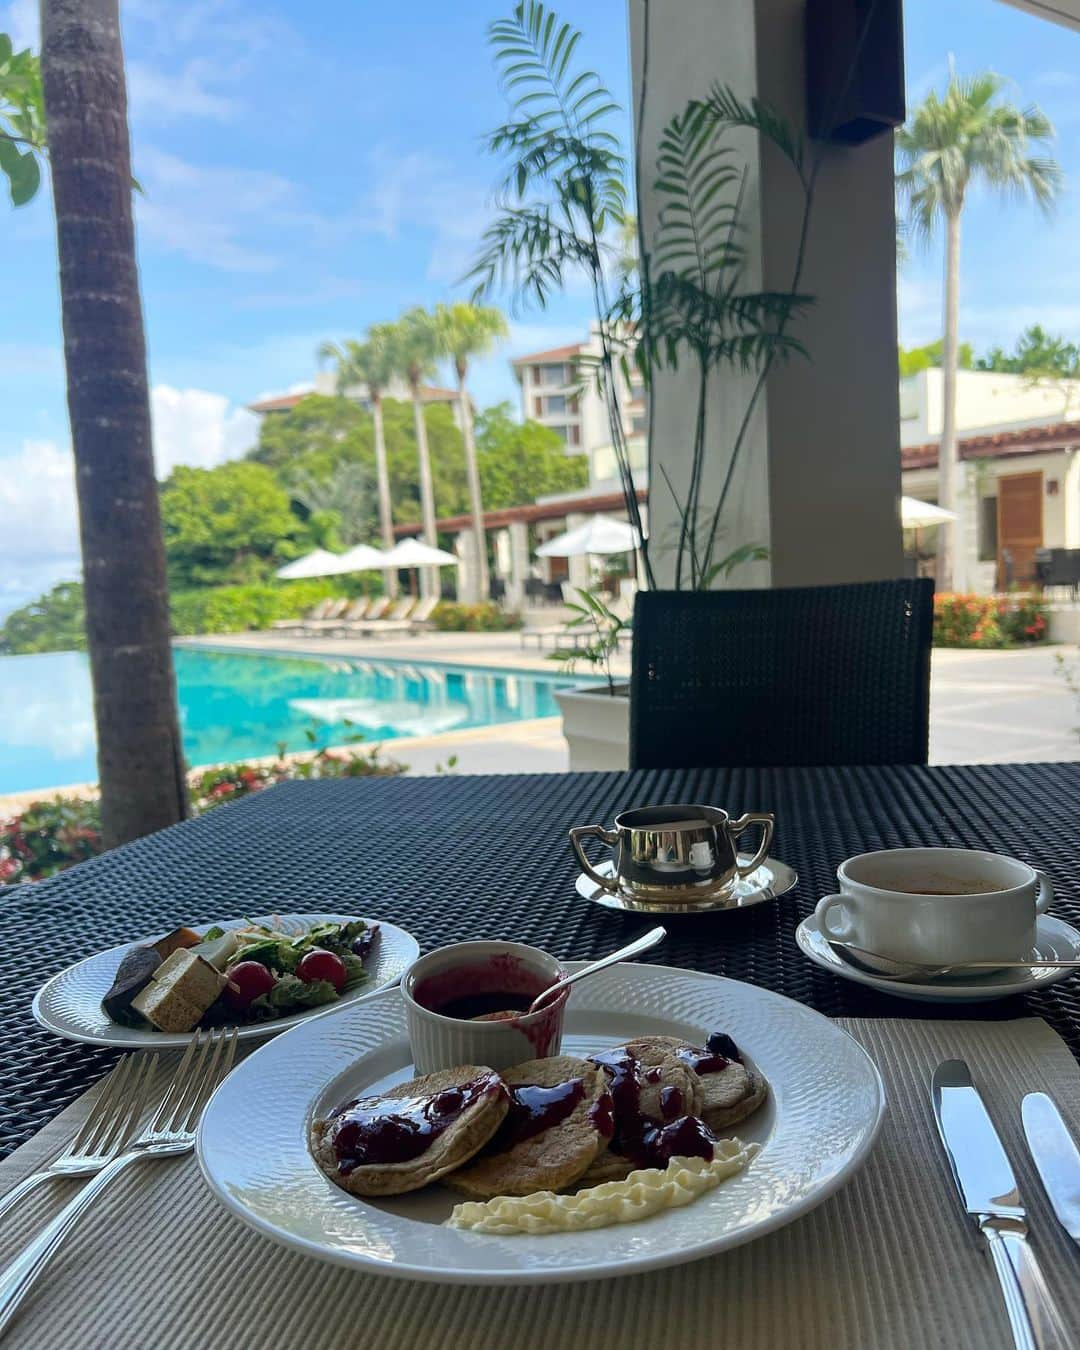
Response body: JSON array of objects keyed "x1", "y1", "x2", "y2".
[{"x1": 0, "y1": 646, "x2": 591, "y2": 794}]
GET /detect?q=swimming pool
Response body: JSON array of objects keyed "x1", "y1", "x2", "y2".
[{"x1": 0, "y1": 646, "x2": 594, "y2": 794}]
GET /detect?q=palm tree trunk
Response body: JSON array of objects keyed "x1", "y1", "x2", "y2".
[
  {"x1": 371, "y1": 392, "x2": 397, "y2": 598},
  {"x1": 410, "y1": 381, "x2": 439, "y2": 599},
  {"x1": 937, "y1": 208, "x2": 962, "y2": 594},
  {"x1": 457, "y1": 362, "x2": 489, "y2": 603},
  {"x1": 41, "y1": 0, "x2": 187, "y2": 847}
]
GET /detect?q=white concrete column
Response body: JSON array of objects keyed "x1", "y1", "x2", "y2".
[
  {"x1": 631, "y1": 0, "x2": 902, "y2": 589},
  {"x1": 1064, "y1": 449, "x2": 1080, "y2": 549},
  {"x1": 507, "y1": 521, "x2": 530, "y2": 610},
  {"x1": 565, "y1": 514, "x2": 591, "y2": 593},
  {"x1": 455, "y1": 529, "x2": 482, "y2": 605}
]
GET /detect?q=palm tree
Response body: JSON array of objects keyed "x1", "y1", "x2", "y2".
[
  {"x1": 389, "y1": 309, "x2": 441, "y2": 597},
  {"x1": 41, "y1": 0, "x2": 187, "y2": 845},
  {"x1": 318, "y1": 327, "x2": 398, "y2": 592},
  {"x1": 897, "y1": 70, "x2": 1061, "y2": 592},
  {"x1": 432, "y1": 302, "x2": 508, "y2": 602}
]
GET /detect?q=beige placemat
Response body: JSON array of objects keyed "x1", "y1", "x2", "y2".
[{"x1": 0, "y1": 1018, "x2": 1077, "y2": 1350}]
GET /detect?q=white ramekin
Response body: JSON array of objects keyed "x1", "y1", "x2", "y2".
[{"x1": 401, "y1": 940, "x2": 568, "y2": 1074}]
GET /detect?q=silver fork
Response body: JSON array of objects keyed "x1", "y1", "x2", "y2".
[
  {"x1": 0, "y1": 1028, "x2": 237, "y2": 1339},
  {"x1": 0, "y1": 1055, "x2": 158, "y2": 1223}
]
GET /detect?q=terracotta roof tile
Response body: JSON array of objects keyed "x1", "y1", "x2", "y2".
[
  {"x1": 902, "y1": 419, "x2": 1080, "y2": 469},
  {"x1": 511, "y1": 343, "x2": 585, "y2": 366}
]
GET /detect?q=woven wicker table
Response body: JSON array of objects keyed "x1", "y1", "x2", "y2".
[{"x1": 2, "y1": 762, "x2": 1078, "y2": 1159}]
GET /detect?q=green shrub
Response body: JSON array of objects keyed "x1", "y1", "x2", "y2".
[
  {"x1": 933, "y1": 593, "x2": 1049, "y2": 648},
  {"x1": 431, "y1": 602, "x2": 521, "y2": 632},
  {"x1": 169, "y1": 580, "x2": 343, "y2": 636}
]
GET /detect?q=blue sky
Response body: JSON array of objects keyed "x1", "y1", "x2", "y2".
[{"x1": 1, "y1": 0, "x2": 1078, "y2": 618}]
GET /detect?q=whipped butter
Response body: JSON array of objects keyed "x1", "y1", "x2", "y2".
[{"x1": 445, "y1": 1139, "x2": 759, "y2": 1235}]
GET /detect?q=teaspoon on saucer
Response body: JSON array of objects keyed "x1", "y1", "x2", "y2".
[{"x1": 826, "y1": 938, "x2": 1080, "y2": 982}]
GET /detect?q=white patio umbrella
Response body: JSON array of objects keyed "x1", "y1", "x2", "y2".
[
  {"x1": 275, "y1": 548, "x2": 344, "y2": 580},
  {"x1": 536, "y1": 515, "x2": 641, "y2": 557},
  {"x1": 901, "y1": 496, "x2": 957, "y2": 529},
  {"x1": 380, "y1": 537, "x2": 459, "y2": 568},
  {"x1": 329, "y1": 542, "x2": 391, "y2": 572}
]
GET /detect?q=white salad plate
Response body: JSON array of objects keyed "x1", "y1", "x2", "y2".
[
  {"x1": 796, "y1": 910, "x2": 1080, "y2": 1002},
  {"x1": 32, "y1": 913, "x2": 419, "y2": 1049},
  {"x1": 197, "y1": 960, "x2": 885, "y2": 1286},
  {"x1": 575, "y1": 855, "x2": 797, "y2": 914}
]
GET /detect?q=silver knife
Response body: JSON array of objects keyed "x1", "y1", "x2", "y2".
[
  {"x1": 931, "y1": 1060, "x2": 1076, "y2": 1350},
  {"x1": 1022, "y1": 1093, "x2": 1080, "y2": 1246}
]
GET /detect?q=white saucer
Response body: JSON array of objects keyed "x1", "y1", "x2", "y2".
[
  {"x1": 575, "y1": 855, "x2": 797, "y2": 914},
  {"x1": 796, "y1": 911, "x2": 1080, "y2": 1002}
]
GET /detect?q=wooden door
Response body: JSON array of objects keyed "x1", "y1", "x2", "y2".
[{"x1": 997, "y1": 471, "x2": 1043, "y2": 587}]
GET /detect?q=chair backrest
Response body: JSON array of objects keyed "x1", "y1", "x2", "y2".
[
  {"x1": 363, "y1": 595, "x2": 390, "y2": 620},
  {"x1": 387, "y1": 596, "x2": 415, "y2": 621},
  {"x1": 630, "y1": 578, "x2": 934, "y2": 770},
  {"x1": 410, "y1": 595, "x2": 439, "y2": 623},
  {"x1": 308, "y1": 598, "x2": 333, "y2": 620},
  {"x1": 343, "y1": 598, "x2": 369, "y2": 621},
  {"x1": 325, "y1": 597, "x2": 349, "y2": 619}
]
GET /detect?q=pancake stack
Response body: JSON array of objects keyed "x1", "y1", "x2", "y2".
[{"x1": 312, "y1": 1033, "x2": 767, "y2": 1200}]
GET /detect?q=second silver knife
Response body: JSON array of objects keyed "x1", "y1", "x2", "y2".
[{"x1": 1022, "y1": 1093, "x2": 1080, "y2": 1246}]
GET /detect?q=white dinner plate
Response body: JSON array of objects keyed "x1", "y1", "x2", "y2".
[
  {"x1": 32, "y1": 914, "x2": 419, "y2": 1048},
  {"x1": 796, "y1": 911, "x2": 1080, "y2": 1002},
  {"x1": 575, "y1": 855, "x2": 797, "y2": 914},
  {"x1": 197, "y1": 961, "x2": 885, "y2": 1285}
]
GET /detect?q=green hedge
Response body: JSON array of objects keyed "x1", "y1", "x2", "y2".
[
  {"x1": 430, "y1": 602, "x2": 522, "y2": 632},
  {"x1": 169, "y1": 580, "x2": 342, "y2": 636}
]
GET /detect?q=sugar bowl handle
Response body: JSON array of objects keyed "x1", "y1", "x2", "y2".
[
  {"x1": 728, "y1": 812, "x2": 775, "y2": 879},
  {"x1": 569, "y1": 825, "x2": 620, "y2": 892}
]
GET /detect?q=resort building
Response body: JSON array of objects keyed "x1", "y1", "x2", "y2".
[
  {"x1": 902, "y1": 419, "x2": 1080, "y2": 592},
  {"x1": 512, "y1": 329, "x2": 647, "y2": 477}
]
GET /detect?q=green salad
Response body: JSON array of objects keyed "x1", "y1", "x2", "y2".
[{"x1": 102, "y1": 917, "x2": 380, "y2": 1033}]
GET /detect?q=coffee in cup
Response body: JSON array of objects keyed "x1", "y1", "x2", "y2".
[{"x1": 815, "y1": 847, "x2": 1052, "y2": 967}]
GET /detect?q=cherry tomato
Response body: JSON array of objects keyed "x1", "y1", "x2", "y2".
[
  {"x1": 226, "y1": 960, "x2": 275, "y2": 1010},
  {"x1": 297, "y1": 948, "x2": 347, "y2": 992}
]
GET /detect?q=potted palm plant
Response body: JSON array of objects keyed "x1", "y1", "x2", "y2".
[{"x1": 470, "y1": 1, "x2": 819, "y2": 767}]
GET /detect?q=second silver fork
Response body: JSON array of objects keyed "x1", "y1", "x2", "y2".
[
  {"x1": 0, "y1": 1054, "x2": 157, "y2": 1223},
  {"x1": 0, "y1": 1028, "x2": 237, "y2": 1340}
]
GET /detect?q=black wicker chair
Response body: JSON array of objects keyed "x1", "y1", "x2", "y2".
[{"x1": 630, "y1": 578, "x2": 934, "y2": 769}]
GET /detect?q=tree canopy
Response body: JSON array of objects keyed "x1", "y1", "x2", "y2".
[
  {"x1": 160, "y1": 461, "x2": 305, "y2": 588},
  {"x1": 0, "y1": 33, "x2": 46, "y2": 205},
  {"x1": 976, "y1": 324, "x2": 1080, "y2": 379},
  {"x1": 0, "y1": 581, "x2": 85, "y2": 654},
  {"x1": 899, "y1": 338, "x2": 973, "y2": 378},
  {"x1": 475, "y1": 403, "x2": 588, "y2": 506}
]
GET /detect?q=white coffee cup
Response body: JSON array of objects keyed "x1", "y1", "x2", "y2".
[{"x1": 815, "y1": 848, "x2": 1052, "y2": 967}]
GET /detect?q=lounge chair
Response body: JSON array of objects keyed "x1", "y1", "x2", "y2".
[
  {"x1": 303, "y1": 597, "x2": 368, "y2": 634},
  {"x1": 335, "y1": 594, "x2": 406, "y2": 637},
  {"x1": 271, "y1": 597, "x2": 338, "y2": 632},
  {"x1": 292, "y1": 597, "x2": 351, "y2": 634},
  {"x1": 345, "y1": 595, "x2": 443, "y2": 638}
]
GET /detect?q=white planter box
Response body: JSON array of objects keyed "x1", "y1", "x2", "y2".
[{"x1": 555, "y1": 683, "x2": 630, "y2": 771}]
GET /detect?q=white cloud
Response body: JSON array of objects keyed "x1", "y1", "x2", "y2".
[
  {"x1": 350, "y1": 146, "x2": 493, "y2": 287},
  {"x1": 151, "y1": 386, "x2": 257, "y2": 475},
  {"x1": 135, "y1": 148, "x2": 299, "y2": 272},
  {"x1": 128, "y1": 59, "x2": 240, "y2": 124},
  {"x1": 0, "y1": 387, "x2": 257, "y2": 614},
  {"x1": 0, "y1": 0, "x2": 37, "y2": 50},
  {"x1": 0, "y1": 440, "x2": 81, "y2": 614}
]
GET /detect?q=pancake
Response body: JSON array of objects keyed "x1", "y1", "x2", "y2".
[
  {"x1": 445, "y1": 1056, "x2": 612, "y2": 1199},
  {"x1": 578, "y1": 1039, "x2": 705, "y2": 1185},
  {"x1": 635, "y1": 1034, "x2": 768, "y2": 1131},
  {"x1": 311, "y1": 1065, "x2": 508, "y2": 1197}
]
